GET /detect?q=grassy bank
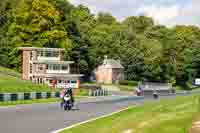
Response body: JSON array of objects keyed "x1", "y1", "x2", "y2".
[
  {"x1": 61, "y1": 95, "x2": 199, "y2": 133},
  {"x1": 0, "y1": 66, "x2": 51, "y2": 93}
]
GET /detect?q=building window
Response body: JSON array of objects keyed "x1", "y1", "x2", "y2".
[
  {"x1": 30, "y1": 51, "x2": 33, "y2": 61},
  {"x1": 38, "y1": 65, "x2": 43, "y2": 71},
  {"x1": 39, "y1": 78, "x2": 43, "y2": 84},
  {"x1": 30, "y1": 64, "x2": 32, "y2": 74},
  {"x1": 39, "y1": 51, "x2": 59, "y2": 57},
  {"x1": 62, "y1": 65, "x2": 68, "y2": 70}
]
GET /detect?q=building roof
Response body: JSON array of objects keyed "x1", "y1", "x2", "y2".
[
  {"x1": 33, "y1": 60, "x2": 74, "y2": 65},
  {"x1": 102, "y1": 59, "x2": 124, "y2": 69},
  {"x1": 19, "y1": 47, "x2": 65, "y2": 51}
]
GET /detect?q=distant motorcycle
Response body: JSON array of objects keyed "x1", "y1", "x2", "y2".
[
  {"x1": 63, "y1": 93, "x2": 73, "y2": 111},
  {"x1": 153, "y1": 91, "x2": 159, "y2": 99}
]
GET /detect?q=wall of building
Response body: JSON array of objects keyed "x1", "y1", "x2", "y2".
[
  {"x1": 96, "y1": 66, "x2": 113, "y2": 84},
  {"x1": 22, "y1": 50, "x2": 30, "y2": 80},
  {"x1": 112, "y1": 68, "x2": 124, "y2": 83}
]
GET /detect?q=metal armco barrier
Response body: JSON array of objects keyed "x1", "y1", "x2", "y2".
[
  {"x1": 0, "y1": 92, "x2": 61, "y2": 102},
  {"x1": 89, "y1": 89, "x2": 109, "y2": 97}
]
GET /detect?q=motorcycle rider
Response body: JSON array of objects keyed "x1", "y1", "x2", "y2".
[
  {"x1": 153, "y1": 90, "x2": 159, "y2": 99},
  {"x1": 61, "y1": 87, "x2": 74, "y2": 109},
  {"x1": 66, "y1": 87, "x2": 74, "y2": 105}
]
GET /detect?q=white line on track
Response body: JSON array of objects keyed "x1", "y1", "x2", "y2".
[{"x1": 51, "y1": 106, "x2": 134, "y2": 133}]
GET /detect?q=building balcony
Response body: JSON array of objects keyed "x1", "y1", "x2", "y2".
[
  {"x1": 46, "y1": 70, "x2": 70, "y2": 74},
  {"x1": 37, "y1": 56, "x2": 60, "y2": 61}
]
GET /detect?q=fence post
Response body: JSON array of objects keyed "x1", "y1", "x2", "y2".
[{"x1": 95, "y1": 91, "x2": 97, "y2": 96}]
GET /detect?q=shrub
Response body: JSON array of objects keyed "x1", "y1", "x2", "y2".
[{"x1": 119, "y1": 80, "x2": 138, "y2": 86}]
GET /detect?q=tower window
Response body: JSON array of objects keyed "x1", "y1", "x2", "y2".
[
  {"x1": 30, "y1": 51, "x2": 33, "y2": 61},
  {"x1": 30, "y1": 64, "x2": 32, "y2": 74}
]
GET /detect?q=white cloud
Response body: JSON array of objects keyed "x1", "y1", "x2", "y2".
[
  {"x1": 69, "y1": 0, "x2": 200, "y2": 26},
  {"x1": 176, "y1": 0, "x2": 200, "y2": 26},
  {"x1": 137, "y1": 5, "x2": 180, "y2": 26}
]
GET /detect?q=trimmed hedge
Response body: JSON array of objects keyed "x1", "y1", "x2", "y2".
[{"x1": 119, "y1": 80, "x2": 138, "y2": 86}]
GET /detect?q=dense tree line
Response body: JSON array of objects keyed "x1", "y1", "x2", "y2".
[{"x1": 1, "y1": 0, "x2": 200, "y2": 87}]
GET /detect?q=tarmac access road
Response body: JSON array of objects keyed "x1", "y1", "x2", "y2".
[{"x1": 0, "y1": 94, "x2": 190, "y2": 133}]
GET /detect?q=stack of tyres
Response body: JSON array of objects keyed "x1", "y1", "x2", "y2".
[
  {"x1": 11, "y1": 93, "x2": 17, "y2": 101},
  {"x1": 24, "y1": 93, "x2": 30, "y2": 100},
  {"x1": 36, "y1": 92, "x2": 42, "y2": 99},
  {"x1": 0, "y1": 94, "x2": 3, "y2": 102}
]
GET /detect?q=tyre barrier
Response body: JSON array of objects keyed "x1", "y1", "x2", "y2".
[
  {"x1": 0, "y1": 92, "x2": 61, "y2": 102},
  {"x1": 89, "y1": 89, "x2": 109, "y2": 97}
]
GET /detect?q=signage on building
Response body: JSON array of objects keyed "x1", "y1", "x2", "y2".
[{"x1": 195, "y1": 79, "x2": 200, "y2": 86}]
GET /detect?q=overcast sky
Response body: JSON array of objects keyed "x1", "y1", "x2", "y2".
[{"x1": 70, "y1": 0, "x2": 200, "y2": 27}]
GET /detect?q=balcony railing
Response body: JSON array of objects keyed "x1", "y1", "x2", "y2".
[
  {"x1": 46, "y1": 70, "x2": 69, "y2": 74},
  {"x1": 37, "y1": 56, "x2": 60, "y2": 61}
]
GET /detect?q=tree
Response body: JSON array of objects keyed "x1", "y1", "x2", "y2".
[
  {"x1": 7, "y1": 0, "x2": 72, "y2": 49},
  {"x1": 123, "y1": 16, "x2": 154, "y2": 34}
]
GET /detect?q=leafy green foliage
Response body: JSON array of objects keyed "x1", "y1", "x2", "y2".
[{"x1": 0, "y1": 0, "x2": 200, "y2": 85}]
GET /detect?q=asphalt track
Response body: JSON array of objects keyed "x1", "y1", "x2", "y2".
[{"x1": 0, "y1": 94, "x2": 192, "y2": 133}]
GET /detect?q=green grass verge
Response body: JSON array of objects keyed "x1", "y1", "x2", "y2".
[
  {"x1": 61, "y1": 95, "x2": 199, "y2": 133},
  {"x1": 119, "y1": 85, "x2": 136, "y2": 92},
  {"x1": 0, "y1": 66, "x2": 51, "y2": 93}
]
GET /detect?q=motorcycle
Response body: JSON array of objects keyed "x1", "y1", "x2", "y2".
[
  {"x1": 63, "y1": 94, "x2": 73, "y2": 111},
  {"x1": 153, "y1": 91, "x2": 159, "y2": 99}
]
